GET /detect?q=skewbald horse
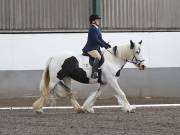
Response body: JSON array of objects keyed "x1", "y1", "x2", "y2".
[{"x1": 32, "y1": 40, "x2": 145, "y2": 114}]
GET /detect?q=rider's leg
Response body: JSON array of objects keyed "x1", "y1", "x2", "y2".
[
  {"x1": 87, "y1": 50, "x2": 101, "y2": 79},
  {"x1": 91, "y1": 58, "x2": 100, "y2": 78}
]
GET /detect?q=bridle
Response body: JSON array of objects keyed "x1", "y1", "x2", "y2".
[
  {"x1": 106, "y1": 47, "x2": 145, "y2": 74},
  {"x1": 106, "y1": 48, "x2": 144, "y2": 66},
  {"x1": 127, "y1": 54, "x2": 145, "y2": 66}
]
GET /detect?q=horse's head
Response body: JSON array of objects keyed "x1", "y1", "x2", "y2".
[
  {"x1": 127, "y1": 40, "x2": 146, "y2": 70},
  {"x1": 111, "y1": 40, "x2": 146, "y2": 70}
]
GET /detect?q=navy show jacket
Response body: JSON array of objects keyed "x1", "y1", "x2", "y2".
[{"x1": 82, "y1": 25, "x2": 109, "y2": 53}]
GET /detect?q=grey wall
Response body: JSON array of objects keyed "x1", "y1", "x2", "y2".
[
  {"x1": 0, "y1": 0, "x2": 91, "y2": 32},
  {"x1": 101, "y1": 0, "x2": 180, "y2": 31},
  {"x1": 1, "y1": 0, "x2": 180, "y2": 32},
  {"x1": 0, "y1": 68, "x2": 179, "y2": 98}
]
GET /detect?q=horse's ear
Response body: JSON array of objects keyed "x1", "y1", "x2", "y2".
[
  {"x1": 113, "y1": 46, "x2": 117, "y2": 56},
  {"x1": 139, "y1": 40, "x2": 142, "y2": 45},
  {"x1": 130, "y1": 40, "x2": 135, "y2": 49}
]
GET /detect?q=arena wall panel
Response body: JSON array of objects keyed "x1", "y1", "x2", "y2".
[{"x1": 0, "y1": 32, "x2": 179, "y2": 98}]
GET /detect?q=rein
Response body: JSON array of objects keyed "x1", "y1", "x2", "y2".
[{"x1": 106, "y1": 49, "x2": 114, "y2": 55}]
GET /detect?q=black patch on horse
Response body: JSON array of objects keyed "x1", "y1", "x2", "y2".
[
  {"x1": 69, "y1": 68, "x2": 89, "y2": 83},
  {"x1": 115, "y1": 69, "x2": 121, "y2": 77},
  {"x1": 113, "y1": 46, "x2": 117, "y2": 56},
  {"x1": 115, "y1": 65, "x2": 125, "y2": 77},
  {"x1": 57, "y1": 56, "x2": 89, "y2": 84},
  {"x1": 130, "y1": 40, "x2": 135, "y2": 49}
]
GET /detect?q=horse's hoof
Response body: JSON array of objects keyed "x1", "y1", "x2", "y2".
[
  {"x1": 36, "y1": 111, "x2": 43, "y2": 115},
  {"x1": 34, "y1": 108, "x2": 43, "y2": 115},
  {"x1": 83, "y1": 108, "x2": 95, "y2": 113},
  {"x1": 121, "y1": 106, "x2": 136, "y2": 113},
  {"x1": 75, "y1": 108, "x2": 85, "y2": 114},
  {"x1": 127, "y1": 106, "x2": 136, "y2": 113},
  {"x1": 127, "y1": 109, "x2": 136, "y2": 113},
  {"x1": 88, "y1": 109, "x2": 95, "y2": 113}
]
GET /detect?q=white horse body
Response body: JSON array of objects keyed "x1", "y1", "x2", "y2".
[{"x1": 33, "y1": 40, "x2": 145, "y2": 113}]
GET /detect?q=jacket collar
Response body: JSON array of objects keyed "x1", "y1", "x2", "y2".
[{"x1": 92, "y1": 24, "x2": 99, "y2": 29}]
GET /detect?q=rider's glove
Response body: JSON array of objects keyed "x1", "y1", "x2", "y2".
[
  {"x1": 106, "y1": 43, "x2": 111, "y2": 49},
  {"x1": 107, "y1": 44, "x2": 111, "y2": 48}
]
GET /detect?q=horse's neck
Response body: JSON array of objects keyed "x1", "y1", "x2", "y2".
[
  {"x1": 103, "y1": 49, "x2": 126, "y2": 69},
  {"x1": 118, "y1": 45, "x2": 132, "y2": 60}
]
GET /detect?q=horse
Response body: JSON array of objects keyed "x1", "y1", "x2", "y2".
[{"x1": 32, "y1": 40, "x2": 145, "y2": 114}]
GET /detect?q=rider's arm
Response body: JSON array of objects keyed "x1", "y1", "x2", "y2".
[
  {"x1": 98, "y1": 34, "x2": 108, "y2": 45},
  {"x1": 90, "y1": 28, "x2": 109, "y2": 49}
]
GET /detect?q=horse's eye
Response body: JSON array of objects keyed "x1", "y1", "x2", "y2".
[{"x1": 136, "y1": 51, "x2": 139, "y2": 54}]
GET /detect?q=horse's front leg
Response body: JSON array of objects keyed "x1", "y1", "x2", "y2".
[{"x1": 109, "y1": 79, "x2": 136, "y2": 113}]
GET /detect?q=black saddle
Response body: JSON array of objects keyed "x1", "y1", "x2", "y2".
[{"x1": 82, "y1": 52, "x2": 104, "y2": 67}]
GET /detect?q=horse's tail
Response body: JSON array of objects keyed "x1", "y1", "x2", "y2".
[
  {"x1": 40, "y1": 57, "x2": 52, "y2": 98},
  {"x1": 32, "y1": 57, "x2": 52, "y2": 111}
]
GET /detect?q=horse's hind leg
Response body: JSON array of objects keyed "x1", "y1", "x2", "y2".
[
  {"x1": 32, "y1": 85, "x2": 52, "y2": 114},
  {"x1": 54, "y1": 81, "x2": 81, "y2": 111},
  {"x1": 32, "y1": 96, "x2": 46, "y2": 114},
  {"x1": 33, "y1": 79, "x2": 58, "y2": 114}
]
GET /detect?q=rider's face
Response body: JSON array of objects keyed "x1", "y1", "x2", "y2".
[{"x1": 93, "y1": 19, "x2": 101, "y2": 26}]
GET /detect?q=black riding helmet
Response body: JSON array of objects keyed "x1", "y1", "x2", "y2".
[{"x1": 89, "y1": 14, "x2": 101, "y2": 24}]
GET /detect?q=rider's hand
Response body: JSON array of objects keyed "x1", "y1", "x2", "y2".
[
  {"x1": 106, "y1": 43, "x2": 111, "y2": 49},
  {"x1": 107, "y1": 44, "x2": 111, "y2": 48}
]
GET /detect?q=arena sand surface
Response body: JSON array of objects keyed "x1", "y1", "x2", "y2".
[
  {"x1": 0, "y1": 98, "x2": 180, "y2": 135},
  {"x1": 0, "y1": 107, "x2": 180, "y2": 135}
]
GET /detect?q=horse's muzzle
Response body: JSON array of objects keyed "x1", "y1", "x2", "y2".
[{"x1": 138, "y1": 64, "x2": 145, "y2": 70}]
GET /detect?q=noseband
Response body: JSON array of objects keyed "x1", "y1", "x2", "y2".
[{"x1": 127, "y1": 54, "x2": 144, "y2": 66}]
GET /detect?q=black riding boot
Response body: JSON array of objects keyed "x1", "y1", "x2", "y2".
[{"x1": 91, "y1": 58, "x2": 100, "y2": 79}]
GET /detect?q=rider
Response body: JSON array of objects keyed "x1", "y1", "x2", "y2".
[{"x1": 82, "y1": 14, "x2": 111, "y2": 79}]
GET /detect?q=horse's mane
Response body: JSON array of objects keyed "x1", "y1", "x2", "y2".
[
  {"x1": 103, "y1": 44, "x2": 133, "y2": 66},
  {"x1": 105, "y1": 44, "x2": 132, "y2": 61},
  {"x1": 117, "y1": 44, "x2": 133, "y2": 60}
]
